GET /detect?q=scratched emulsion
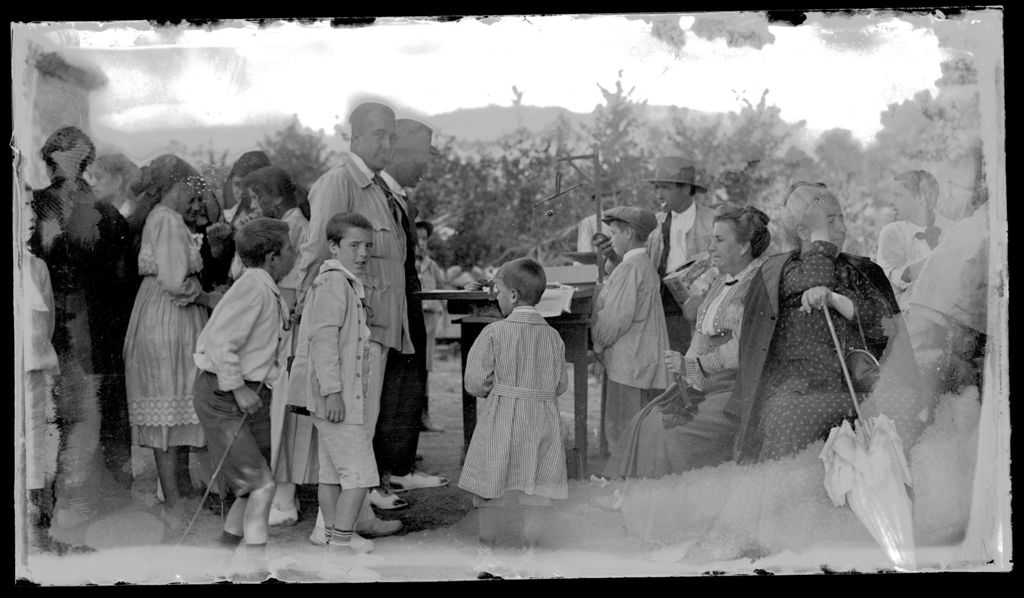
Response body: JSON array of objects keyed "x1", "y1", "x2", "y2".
[{"x1": 11, "y1": 10, "x2": 1007, "y2": 584}]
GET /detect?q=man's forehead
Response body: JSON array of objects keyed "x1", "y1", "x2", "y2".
[{"x1": 367, "y1": 110, "x2": 396, "y2": 130}]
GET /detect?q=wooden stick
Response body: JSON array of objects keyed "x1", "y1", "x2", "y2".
[{"x1": 823, "y1": 307, "x2": 864, "y2": 422}]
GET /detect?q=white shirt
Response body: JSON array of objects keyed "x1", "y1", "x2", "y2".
[
  {"x1": 379, "y1": 169, "x2": 407, "y2": 198},
  {"x1": 622, "y1": 247, "x2": 647, "y2": 262},
  {"x1": 576, "y1": 214, "x2": 613, "y2": 253},
  {"x1": 194, "y1": 267, "x2": 289, "y2": 390},
  {"x1": 665, "y1": 203, "x2": 696, "y2": 273},
  {"x1": 350, "y1": 152, "x2": 376, "y2": 181},
  {"x1": 875, "y1": 219, "x2": 945, "y2": 310}
]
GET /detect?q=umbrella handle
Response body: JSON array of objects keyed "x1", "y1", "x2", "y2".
[{"x1": 822, "y1": 306, "x2": 864, "y2": 422}]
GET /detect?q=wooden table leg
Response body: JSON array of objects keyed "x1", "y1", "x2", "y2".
[
  {"x1": 599, "y1": 370, "x2": 609, "y2": 458},
  {"x1": 573, "y1": 357, "x2": 589, "y2": 479}
]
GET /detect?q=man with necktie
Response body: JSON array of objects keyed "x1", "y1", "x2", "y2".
[
  {"x1": 645, "y1": 157, "x2": 716, "y2": 352},
  {"x1": 297, "y1": 101, "x2": 407, "y2": 538},
  {"x1": 373, "y1": 119, "x2": 449, "y2": 503}
]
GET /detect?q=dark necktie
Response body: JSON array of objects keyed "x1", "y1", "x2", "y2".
[
  {"x1": 371, "y1": 173, "x2": 403, "y2": 228},
  {"x1": 658, "y1": 211, "x2": 672, "y2": 277}
]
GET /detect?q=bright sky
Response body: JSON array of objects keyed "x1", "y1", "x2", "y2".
[{"x1": 26, "y1": 14, "x2": 950, "y2": 150}]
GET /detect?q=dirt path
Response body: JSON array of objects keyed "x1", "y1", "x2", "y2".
[{"x1": 24, "y1": 344, "x2": 625, "y2": 583}]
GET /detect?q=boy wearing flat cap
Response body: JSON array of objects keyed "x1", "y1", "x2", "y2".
[{"x1": 590, "y1": 206, "x2": 671, "y2": 453}]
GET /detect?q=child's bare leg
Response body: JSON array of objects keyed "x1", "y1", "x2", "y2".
[
  {"x1": 224, "y1": 496, "x2": 247, "y2": 537},
  {"x1": 478, "y1": 506, "x2": 502, "y2": 548},
  {"x1": 270, "y1": 482, "x2": 298, "y2": 525},
  {"x1": 523, "y1": 506, "x2": 548, "y2": 549},
  {"x1": 328, "y1": 487, "x2": 371, "y2": 552},
  {"x1": 153, "y1": 448, "x2": 181, "y2": 508},
  {"x1": 318, "y1": 484, "x2": 341, "y2": 532},
  {"x1": 272, "y1": 482, "x2": 296, "y2": 510},
  {"x1": 242, "y1": 478, "x2": 276, "y2": 545}
]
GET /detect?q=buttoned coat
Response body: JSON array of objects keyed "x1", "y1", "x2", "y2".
[
  {"x1": 298, "y1": 153, "x2": 413, "y2": 354},
  {"x1": 729, "y1": 250, "x2": 907, "y2": 459}
]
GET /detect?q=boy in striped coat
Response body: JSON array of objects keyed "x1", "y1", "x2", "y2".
[{"x1": 458, "y1": 258, "x2": 568, "y2": 569}]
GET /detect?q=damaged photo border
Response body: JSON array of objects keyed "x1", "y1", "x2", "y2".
[{"x1": 11, "y1": 9, "x2": 1009, "y2": 584}]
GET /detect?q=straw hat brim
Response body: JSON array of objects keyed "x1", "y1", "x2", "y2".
[{"x1": 644, "y1": 178, "x2": 707, "y2": 193}]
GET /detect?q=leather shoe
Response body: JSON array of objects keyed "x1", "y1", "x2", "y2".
[
  {"x1": 420, "y1": 415, "x2": 445, "y2": 433},
  {"x1": 368, "y1": 487, "x2": 410, "y2": 510},
  {"x1": 389, "y1": 470, "x2": 449, "y2": 492},
  {"x1": 355, "y1": 517, "x2": 403, "y2": 538}
]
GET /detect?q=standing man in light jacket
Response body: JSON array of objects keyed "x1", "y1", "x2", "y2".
[{"x1": 297, "y1": 101, "x2": 407, "y2": 540}]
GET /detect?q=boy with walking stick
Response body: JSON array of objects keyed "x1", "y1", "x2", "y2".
[{"x1": 192, "y1": 218, "x2": 296, "y2": 579}]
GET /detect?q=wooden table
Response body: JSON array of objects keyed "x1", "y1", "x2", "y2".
[{"x1": 415, "y1": 286, "x2": 597, "y2": 479}]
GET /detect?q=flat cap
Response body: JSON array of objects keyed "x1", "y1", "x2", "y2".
[{"x1": 601, "y1": 206, "x2": 658, "y2": 239}]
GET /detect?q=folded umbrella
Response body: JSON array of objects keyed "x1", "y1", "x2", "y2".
[{"x1": 819, "y1": 307, "x2": 917, "y2": 571}]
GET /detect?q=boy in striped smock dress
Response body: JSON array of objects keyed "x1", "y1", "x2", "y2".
[{"x1": 458, "y1": 258, "x2": 569, "y2": 566}]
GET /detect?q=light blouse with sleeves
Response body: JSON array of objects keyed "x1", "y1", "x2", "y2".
[
  {"x1": 682, "y1": 255, "x2": 767, "y2": 391},
  {"x1": 278, "y1": 207, "x2": 310, "y2": 292},
  {"x1": 137, "y1": 204, "x2": 204, "y2": 305},
  {"x1": 875, "y1": 220, "x2": 935, "y2": 309}
]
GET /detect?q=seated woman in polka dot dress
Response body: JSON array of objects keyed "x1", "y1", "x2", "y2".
[{"x1": 730, "y1": 183, "x2": 924, "y2": 464}]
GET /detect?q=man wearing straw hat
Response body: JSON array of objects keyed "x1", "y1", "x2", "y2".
[{"x1": 644, "y1": 157, "x2": 717, "y2": 353}]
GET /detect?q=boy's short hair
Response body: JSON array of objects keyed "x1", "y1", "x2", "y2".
[
  {"x1": 495, "y1": 258, "x2": 547, "y2": 306},
  {"x1": 235, "y1": 217, "x2": 290, "y2": 267},
  {"x1": 327, "y1": 212, "x2": 374, "y2": 245}
]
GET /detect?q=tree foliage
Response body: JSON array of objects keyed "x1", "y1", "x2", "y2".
[{"x1": 258, "y1": 116, "x2": 337, "y2": 190}]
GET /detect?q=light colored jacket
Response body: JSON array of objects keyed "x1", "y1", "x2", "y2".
[
  {"x1": 646, "y1": 202, "x2": 717, "y2": 271},
  {"x1": 298, "y1": 153, "x2": 412, "y2": 353},
  {"x1": 296, "y1": 259, "x2": 371, "y2": 423},
  {"x1": 591, "y1": 249, "x2": 671, "y2": 389}
]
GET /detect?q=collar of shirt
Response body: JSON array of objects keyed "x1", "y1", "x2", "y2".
[
  {"x1": 319, "y1": 258, "x2": 366, "y2": 297},
  {"x1": 511, "y1": 305, "x2": 541, "y2": 316},
  {"x1": 239, "y1": 266, "x2": 282, "y2": 299},
  {"x1": 670, "y1": 202, "x2": 696, "y2": 219},
  {"x1": 379, "y1": 170, "x2": 407, "y2": 197},
  {"x1": 348, "y1": 152, "x2": 377, "y2": 182},
  {"x1": 623, "y1": 247, "x2": 648, "y2": 262},
  {"x1": 726, "y1": 254, "x2": 766, "y2": 285}
]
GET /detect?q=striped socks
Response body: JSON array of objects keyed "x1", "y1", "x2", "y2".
[
  {"x1": 327, "y1": 527, "x2": 353, "y2": 546},
  {"x1": 324, "y1": 527, "x2": 374, "y2": 553}
]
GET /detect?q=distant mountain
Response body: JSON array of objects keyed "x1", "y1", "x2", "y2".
[
  {"x1": 425, "y1": 103, "x2": 729, "y2": 146},
  {"x1": 426, "y1": 104, "x2": 593, "y2": 143},
  {"x1": 91, "y1": 118, "x2": 293, "y2": 165}
]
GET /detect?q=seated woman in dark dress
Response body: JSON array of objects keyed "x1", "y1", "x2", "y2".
[{"x1": 732, "y1": 182, "x2": 923, "y2": 464}]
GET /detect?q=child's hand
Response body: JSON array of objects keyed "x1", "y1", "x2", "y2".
[
  {"x1": 664, "y1": 350, "x2": 683, "y2": 378},
  {"x1": 232, "y1": 385, "x2": 263, "y2": 415},
  {"x1": 325, "y1": 392, "x2": 345, "y2": 423}
]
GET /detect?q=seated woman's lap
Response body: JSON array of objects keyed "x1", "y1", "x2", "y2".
[{"x1": 755, "y1": 389, "x2": 855, "y2": 462}]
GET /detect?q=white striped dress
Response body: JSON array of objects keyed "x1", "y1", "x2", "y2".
[{"x1": 458, "y1": 306, "x2": 569, "y2": 502}]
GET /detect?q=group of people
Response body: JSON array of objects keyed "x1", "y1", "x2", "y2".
[
  {"x1": 574, "y1": 155, "x2": 988, "y2": 539},
  {"x1": 20, "y1": 102, "x2": 456, "y2": 576},
  {"x1": 19, "y1": 101, "x2": 990, "y2": 578}
]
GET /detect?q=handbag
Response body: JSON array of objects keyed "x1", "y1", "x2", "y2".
[{"x1": 845, "y1": 311, "x2": 880, "y2": 395}]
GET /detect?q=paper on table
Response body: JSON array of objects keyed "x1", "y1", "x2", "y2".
[{"x1": 536, "y1": 283, "x2": 576, "y2": 317}]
